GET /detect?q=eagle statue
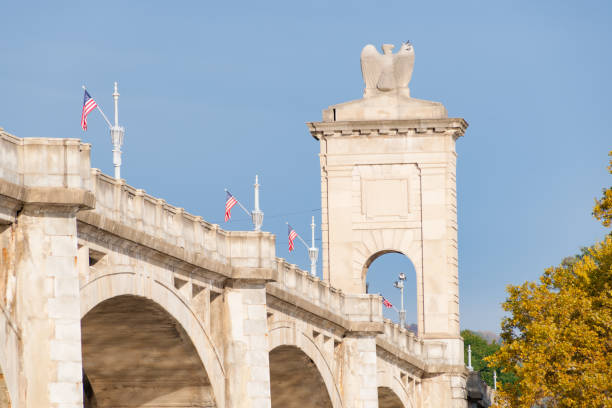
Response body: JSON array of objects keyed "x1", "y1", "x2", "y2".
[{"x1": 360, "y1": 42, "x2": 414, "y2": 97}]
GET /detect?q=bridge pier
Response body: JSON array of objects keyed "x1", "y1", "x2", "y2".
[
  {"x1": 14, "y1": 201, "x2": 91, "y2": 408},
  {"x1": 222, "y1": 280, "x2": 272, "y2": 408},
  {"x1": 341, "y1": 334, "x2": 379, "y2": 408}
]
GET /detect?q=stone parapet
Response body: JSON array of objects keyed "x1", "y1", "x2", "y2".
[
  {"x1": 269, "y1": 259, "x2": 383, "y2": 332},
  {"x1": 81, "y1": 169, "x2": 276, "y2": 281},
  {"x1": 379, "y1": 319, "x2": 424, "y2": 357},
  {"x1": 0, "y1": 129, "x2": 94, "y2": 224},
  {"x1": 0, "y1": 128, "x2": 92, "y2": 190}
]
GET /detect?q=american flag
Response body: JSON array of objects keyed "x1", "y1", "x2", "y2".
[
  {"x1": 225, "y1": 191, "x2": 238, "y2": 222},
  {"x1": 288, "y1": 224, "x2": 298, "y2": 252},
  {"x1": 382, "y1": 297, "x2": 393, "y2": 309},
  {"x1": 81, "y1": 90, "x2": 98, "y2": 131}
]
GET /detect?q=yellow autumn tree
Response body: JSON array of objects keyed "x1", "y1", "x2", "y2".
[
  {"x1": 593, "y1": 151, "x2": 612, "y2": 228},
  {"x1": 486, "y1": 154, "x2": 612, "y2": 408}
]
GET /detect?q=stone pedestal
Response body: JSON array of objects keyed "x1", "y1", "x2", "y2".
[
  {"x1": 341, "y1": 334, "x2": 378, "y2": 408},
  {"x1": 422, "y1": 373, "x2": 468, "y2": 408},
  {"x1": 14, "y1": 205, "x2": 84, "y2": 408},
  {"x1": 222, "y1": 280, "x2": 271, "y2": 408}
]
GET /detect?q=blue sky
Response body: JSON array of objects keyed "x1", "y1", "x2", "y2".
[{"x1": 1, "y1": 1, "x2": 610, "y2": 332}]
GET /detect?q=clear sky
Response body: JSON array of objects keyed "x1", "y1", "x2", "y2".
[{"x1": 1, "y1": 0, "x2": 610, "y2": 333}]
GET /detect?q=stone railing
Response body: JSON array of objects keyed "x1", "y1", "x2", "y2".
[
  {"x1": 268, "y1": 259, "x2": 383, "y2": 328},
  {"x1": 79, "y1": 169, "x2": 276, "y2": 277},
  {"x1": 379, "y1": 319, "x2": 423, "y2": 356},
  {"x1": 377, "y1": 319, "x2": 451, "y2": 368}
]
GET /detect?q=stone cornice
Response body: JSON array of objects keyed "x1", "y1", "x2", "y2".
[
  {"x1": 307, "y1": 118, "x2": 468, "y2": 140},
  {"x1": 0, "y1": 179, "x2": 95, "y2": 221}
]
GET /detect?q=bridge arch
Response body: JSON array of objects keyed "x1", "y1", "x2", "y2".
[
  {"x1": 377, "y1": 368, "x2": 414, "y2": 408},
  {"x1": 360, "y1": 246, "x2": 423, "y2": 336},
  {"x1": 268, "y1": 321, "x2": 342, "y2": 408},
  {"x1": 80, "y1": 271, "x2": 225, "y2": 408}
]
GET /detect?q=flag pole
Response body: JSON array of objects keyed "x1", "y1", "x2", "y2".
[
  {"x1": 251, "y1": 175, "x2": 264, "y2": 231},
  {"x1": 225, "y1": 189, "x2": 252, "y2": 218},
  {"x1": 110, "y1": 82, "x2": 125, "y2": 180},
  {"x1": 82, "y1": 85, "x2": 112, "y2": 128},
  {"x1": 307, "y1": 216, "x2": 319, "y2": 276}
]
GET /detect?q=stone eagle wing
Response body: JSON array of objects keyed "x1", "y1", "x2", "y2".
[
  {"x1": 360, "y1": 44, "x2": 383, "y2": 90},
  {"x1": 393, "y1": 42, "x2": 415, "y2": 89}
]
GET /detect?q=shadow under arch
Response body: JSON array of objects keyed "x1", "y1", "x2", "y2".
[
  {"x1": 81, "y1": 295, "x2": 216, "y2": 407},
  {"x1": 0, "y1": 365, "x2": 10, "y2": 408},
  {"x1": 80, "y1": 271, "x2": 225, "y2": 408},
  {"x1": 378, "y1": 386, "x2": 408, "y2": 408},
  {"x1": 268, "y1": 322, "x2": 341, "y2": 408},
  {"x1": 377, "y1": 365, "x2": 414, "y2": 408},
  {"x1": 363, "y1": 249, "x2": 422, "y2": 335}
]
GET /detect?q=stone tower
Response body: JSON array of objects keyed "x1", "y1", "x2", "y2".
[{"x1": 307, "y1": 42, "x2": 467, "y2": 346}]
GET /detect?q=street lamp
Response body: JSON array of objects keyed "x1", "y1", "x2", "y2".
[{"x1": 393, "y1": 272, "x2": 406, "y2": 328}]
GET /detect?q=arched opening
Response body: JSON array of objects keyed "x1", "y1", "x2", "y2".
[
  {"x1": 365, "y1": 251, "x2": 418, "y2": 334},
  {"x1": 269, "y1": 345, "x2": 332, "y2": 408},
  {"x1": 81, "y1": 295, "x2": 217, "y2": 407},
  {"x1": 378, "y1": 386, "x2": 404, "y2": 408}
]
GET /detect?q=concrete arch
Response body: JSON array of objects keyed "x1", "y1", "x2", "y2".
[
  {"x1": 80, "y1": 271, "x2": 225, "y2": 408},
  {"x1": 359, "y1": 243, "x2": 424, "y2": 336},
  {"x1": 268, "y1": 321, "x2": 342, "y2": 408},
  {"x1": 353, "y1": 228, "x2": 423, "y2": 290},
  {"x1": 377, "y1": 371, "x2": 414, "y2": 408}
]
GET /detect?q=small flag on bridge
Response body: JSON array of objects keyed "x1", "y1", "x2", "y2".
[
  {"x1": 81, "y1": 90, "x2": 98, "y2": 131},
  {"x1": 382, "y1": 297, "x2": 393, "y2": 309},
  {"x1": 288, "y1": 224, "x2": 298, "y2": 252},
  {"x1": 225, "y1": 191, "x2": 238, "y2": 222}
]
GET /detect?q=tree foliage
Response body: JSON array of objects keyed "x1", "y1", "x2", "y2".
[
  {"x1": 486, "y1": 154, "x2": 612, "y2": 407},
  {"x1": 593, "y1": 151, "x2": 612, "y2": 228}
]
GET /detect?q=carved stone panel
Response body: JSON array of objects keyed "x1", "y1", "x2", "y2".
[{"x1": 352, "y1": 164, "x2": 420, "y2": 227}]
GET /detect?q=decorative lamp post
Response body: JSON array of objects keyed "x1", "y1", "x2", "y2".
[
  {"x1": 110, "y1": 82, "x2": 125, "y2": 180},
  {"x1": 251, "y1": 175, "x2": 264, "y2": 231},
  {"x1": 307, "y1": 216, "x2": 319, "y2": 277},
  {"x1": 393, "y1": 272, "x2": 406, "y2": 328},
  {"x1": 493, "y1": 370, "x2": 497, "y2": 390},
  {"x1": 467, "y1": 344, "x2": 473, "y2": 371}
]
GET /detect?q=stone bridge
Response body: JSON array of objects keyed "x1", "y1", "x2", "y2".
[
  {"x1": 0, "y1": 42, "x2": 473, "y2": 408},
  {"x1": 0, "y1": 129, "x2": 465, "y2": 407}
]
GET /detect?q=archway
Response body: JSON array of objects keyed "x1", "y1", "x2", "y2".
[
  {"x1": 378, "y1": 386, "x2": 404, "y2": 408},
  {"x1": 81, "y1": 295, "x2": 217, "y2": 407},
  {"x1": 269, "y1": 345, "x2": 333, "y2": 408},
  {"x1": 365, "y1": 251, "x2": 419, "y2": 334}
]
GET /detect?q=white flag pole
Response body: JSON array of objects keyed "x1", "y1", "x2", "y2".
[
  {"x1": 307, "y1": 216, "x2": 319, "y2": 276},
  {"x1": 110, "y1": 82, "x2": 125, "y2": 179},
  {"x1": 251, "y1": 175, "x2": 264, "y2": 231}
]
